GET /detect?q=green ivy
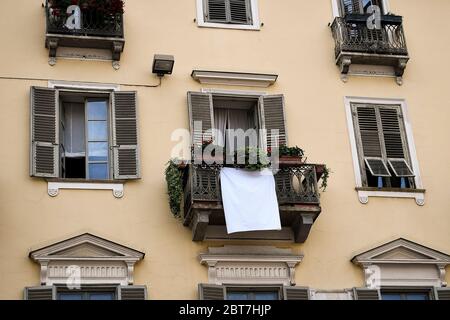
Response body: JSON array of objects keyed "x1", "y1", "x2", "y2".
[
  {"x1": 319, "y1": 165, "x2": 331, "y2": 192},
  {"x1": 165, "y1": 159, "x2": 183, "y2": 217}
]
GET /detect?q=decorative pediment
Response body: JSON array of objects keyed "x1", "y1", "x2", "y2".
[
  {"x1": 29, "y1": 234, "x2": 145, "y2": 286},
  {"x1": 352, "y1": 238, "x2": 450, "y2": 288},
  {"x1": 30, "y1": 233, "x2": 144, "y2": 262},
  {"x1": 352, "y1": 238, "x2": 450, "y2": 265}
]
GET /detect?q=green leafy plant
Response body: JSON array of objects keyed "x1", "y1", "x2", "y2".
[
  {"x1": 232, "y1": 147, "x2": 271, "y2": 171},
  {"x1": 279, "y1": 145, "x2": 304, "y2": 157},
  {"x1": 319, "y1": 165, "x2": 331, "y2": 192},
  {"x1": 165, "y1": 159, "x2": 183, "y2": 217}
]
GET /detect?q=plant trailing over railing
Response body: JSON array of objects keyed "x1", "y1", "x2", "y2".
[
  {"x1": 231, "y1": 147, "x2": 271, "y2": 171},
  {"x1": 319, "y1": 165, "x2": 331, "y2": 192},
  {"x1": 165, "y1": 159, "x2": 183, "y2": 217}
]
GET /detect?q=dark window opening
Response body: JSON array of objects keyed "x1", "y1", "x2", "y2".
[
  {"x1": 226, "y1": 288, "x2": 280, "y2": 300},
  {"x1": 381, "y1": 290, "x2": 430, "y2": 301},
  {"x1": 59, "y1": 92, "x2": 110, "y2": 180}
]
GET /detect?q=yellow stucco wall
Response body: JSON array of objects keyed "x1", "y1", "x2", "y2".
[{"x1": 0, "y1": 0, "x2": 449, "y2": 299}]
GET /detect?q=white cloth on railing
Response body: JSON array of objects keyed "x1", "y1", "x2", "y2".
[{"x1": 220, "y1": 167, "x2": 281, "y2": 234}]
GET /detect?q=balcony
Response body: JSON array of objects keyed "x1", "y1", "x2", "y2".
[
  {"x1": 181, "y1": 162, "x2": 323, "y2": 243},
  {"x1": 45, "y1": 1, "x2": 125, "y2": 68},
  {"x1": 331, "y1": 15, "x2": 409, "y2": 84}
]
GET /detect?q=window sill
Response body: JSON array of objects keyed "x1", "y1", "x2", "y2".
[
  {"x1": 355, "y1": 187, "x2": 425, "y2": 206},
  {"x1": 47, "y1": 180, "x2": 124, "y2": 198},
  {"x1": 197, "y1": 21, "x2": 260, "y2": 31}
]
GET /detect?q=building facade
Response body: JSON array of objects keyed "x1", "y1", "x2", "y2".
[{"x1": 0, "y1": 0, "x2": 449, "y2": 300}]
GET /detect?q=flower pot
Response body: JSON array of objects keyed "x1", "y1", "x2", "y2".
[{"x1": 278, "y1": 155, "x2": 303, "y2": 166}]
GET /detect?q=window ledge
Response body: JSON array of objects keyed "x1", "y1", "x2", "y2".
[
  {"x1": 47, "y1": 180, "x2": 124, "y2": 198},
  {"x1": 197, "y1": 21, "x2": 260, "y2": 31},
  {"x1": 355, "y1": 187, "x2": 425, "y2": 206}
]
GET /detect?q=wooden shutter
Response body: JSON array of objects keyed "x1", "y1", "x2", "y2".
[
  {"x1": 340, "y1": 0, "x2": 363, "y2": 15},
  {"x1": 30, "y1": 87, "x2": 59, "y2": 178},
  {"x1": 434, "y1": 288, "x2": 450, "y2": 300},
  {"x1": 229, "y1": 0, "x2": 251, "y2": 24},
  {"x1": 24, "y1": 286, "x2": 55, "y2": 300},
  {"x1": 283, "y1": 286, "x2": 310, "y2": 300},
  {"x1": 353, "y1": 287, "x2": 381, "y2": 300},
  {"x1": 206, "y1": 0, "x2": 251, "y2": 24},
  {"x1": 198, "y1": 284, "x2": 226, "y2": 300},
  {"x1": 259, "y1": 94, "x2": 288, "y2": 149},
  {"x1": 118, "y1": 285, "x2": 147, "y2": 300},
  {"x1": 187, "y1": 92, "x2": 214, "y2": 147},
  {"x1": 352, "y1": 104, "x2": 413, "y2": 183},
  {"x1": 112, "y1": 91, "x2": 140, "y2": 179}
]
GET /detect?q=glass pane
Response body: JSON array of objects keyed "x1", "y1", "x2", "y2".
[
  {"x1": 59, "y1": 293, "x2": 84, "y2": 300},
  {"x1": 87, "y1": 101, "x2": 108, "y2": 121},
  {"x1": 88, "y1": 121, "x2": 108, "y2": 141},
  {"x1": 227, "y1": 292, "x2": 250, "y2": 300},
  {"x1": 254, "y1": 292, "x2": 278, "y2": 300},
  {"x1": 406, "y1": 293, "x2": 429, "y2": 301},
  {"x1": 88, "y1": 142, "x2": 108, "y2": 162},
  {"x1": 382, "y1": 293, "x2": 404, "y2": 300},
  {"x1": 89, "y1": 163, "x2": 108, "y2": 180},
  {"x1": 89, "y1": 293, "x2": 115, "y2": 300}
]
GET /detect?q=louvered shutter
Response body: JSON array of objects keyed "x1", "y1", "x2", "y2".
[
  {"x1": 229, "y1": 0, "x2": 251, "y2": 24},
  {"x1": 340, "y1": 0, "x2": 363, "y2": 15},
  {"x1": 283, "y1": 286, "x2": 310, "y2": 300},
  {"x1": 259, "y1": 95, "x2": 288, "y2": 149},
  {"x1": 24, "y1": 286, "x2": 55, "y2": 300},
  {"x1": 187, "y1": 92, "x2": 214, "y2": 147},
  {"x1": 112, "y1": 91, "x2": 140, "y2": 179},
  {"x1": 353, "y1": 287, "x2": 381, "y2": 300},
  {"x1": 30, "y1": 87, "x2": 59, "y2": 178},
  {"x1": 205, "y1": 0, "x2": 251, "y2": 25},
  {"x1": 434, "y1": 288, "x2": 450, "y2": 300},
  {"x1": 198, "y1": 284, "x2": 226, "y2": 300},
  {"x1": 118, "y1": 285, "x2": 147, "y2": 300}
]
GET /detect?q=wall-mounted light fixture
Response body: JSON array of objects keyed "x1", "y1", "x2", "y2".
[{"x1": 152, "y1": 54, "x2": 175, "y2": 77}]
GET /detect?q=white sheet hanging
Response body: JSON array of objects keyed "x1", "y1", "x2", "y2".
[{"x1": 220, "y1": 167, "x2": 281, "y2": 234}]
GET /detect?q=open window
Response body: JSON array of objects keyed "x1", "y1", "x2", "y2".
[
  {"x1": 339, "y1": 0, "x2": 384, "y2": 15},
  {"x1": 30, "y1": 87, "x2": 140, "y2": 181}
]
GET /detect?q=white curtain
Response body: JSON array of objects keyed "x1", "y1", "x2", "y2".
[{"x1": 214, "y1": 108, "x2": 254, "y2": 151}]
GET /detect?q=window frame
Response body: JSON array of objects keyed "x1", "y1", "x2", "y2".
[
  {"x1": 225, "y1": 285, "x2": 283, "y2": 300},
  {"x1": 196, "y1": 0, "x2": 261, "y2": 30},
  {"x1": 380, "y1": 287, "x2": 434, "y2": 301},
  {"x1": 56, "y1": 284, "x2": 117, "y2": 300},
  {"x1": 344, "y1": 97, "x2": 425, "y2": 205},
  {"x1": 59, "y1": 90, "x2": 113, "y2": 181},
  {"x1": 330, "y1": 0, "x2": 390, "y2": 17}
]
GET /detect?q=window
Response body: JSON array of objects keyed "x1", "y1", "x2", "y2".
[
  {"x1": 199, "y1": 284, "x2": 310, "y2": 300},
  {"x1": 351, "y1": 103, "x2": 416, "y2": 189},
  {"x1": 58, "y1": 287, "x2": 116, "y2": 300},
  {"x1": 340, "y1": 0, "x2": 384, "y2": 15},
  {"x1": 227, "y1": 288, "x2": 280, "y2": 300},
  {"x1": 381, "y1": 290, "x2": 430, "y2": 301},
  {"x1": 196, "y1": 0, "x2": 260, "y2": 30},
  {"x1": 30, "y1": 87, "x2": 140, "y2": 181}
]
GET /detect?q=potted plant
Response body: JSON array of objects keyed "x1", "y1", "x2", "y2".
[
  {"x1": 270, "y1": 145, "x2": 304, "y2": 165},
  {"x1": 192, "y1": 139, "x2": 224, "y2": 164},
  {"x1": 230, "y1": 147, "x2": 271, "y2": 171}
]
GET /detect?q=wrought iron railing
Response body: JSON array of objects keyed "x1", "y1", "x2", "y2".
[
  {"x1": 183, "y1": 164, "x2": 320, "y2": 218},
  {"x1": 331, "y1": 16, "x2": 408, "y2": 57},
  {"x1": 45, "y1": 3, "x2": 124, "y2": 38}
]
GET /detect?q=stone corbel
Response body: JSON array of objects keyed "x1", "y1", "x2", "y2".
[
  {"x1": 112, "y1": 41, "x2": 124, "y2": 70},
  {"x1": 339, "y1": 56, "x2": 352, "y2": 82},
  {"x1": 47, "y1": 38, "x2": 59, "y2": 66},
  {"x1": 191, "y1": 210, "x2": 211, "y2": 242},
  {"x1": 286, "y1": 262, "x2": 298, "y2": 286},
  {"x1": 205, "y1": 260, "x2": 218, "y2": 284},
  {"x1": 395, "y1": 58, "x2": 408, "y2": 86},
  {"x1": 438, "y1": 265, "x2": 447, "y2": 287},
  {"x1": 40, "y1": 260, "x2": 49, "y2": 285},
  {"x1": 126, "y1": 261, "x2": 135, "y2": 285},
  {"x1": 293, "y1": 213, "x2": 315, "y2": 243}
]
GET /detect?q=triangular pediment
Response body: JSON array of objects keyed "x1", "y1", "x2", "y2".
[
  {"x1": 352, "y1": 238, "x2": 450, "y2": 265},
  {"x1": 30, "y1": 233, "x2": 144, "y2": 261}
]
